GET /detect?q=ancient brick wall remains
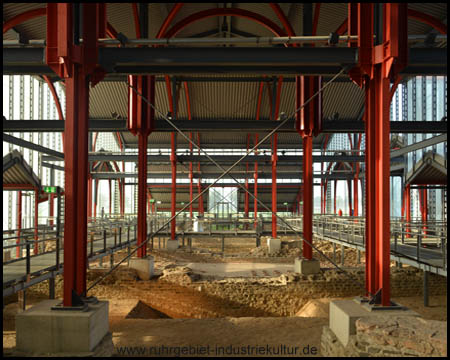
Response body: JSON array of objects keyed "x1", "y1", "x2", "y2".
[{"x1": 321, "y1": 315, "x2": 447, "y2": 357}]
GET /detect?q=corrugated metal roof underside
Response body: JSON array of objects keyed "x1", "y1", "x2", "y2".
[
  {"x1": 3, "y1": 3, "x2": 445, "y2": 151},
  {"x1": 4, "y1": 3, "x2": 446, "y2": 42},
  {"x1": 3, "y1": 150, "x2": 42, "y2": 189},
  {"x1": 405, "y1": 152, "x2": 447, "y2": 185}
]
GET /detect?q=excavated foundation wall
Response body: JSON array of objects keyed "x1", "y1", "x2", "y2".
[{"x1": 179, "y1": 268, "x2": 447, "y2": 317}]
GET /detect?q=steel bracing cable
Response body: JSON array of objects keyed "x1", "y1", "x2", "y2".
[{"x1": 87, "y1": 65, "x2": 375, "y2": 300}]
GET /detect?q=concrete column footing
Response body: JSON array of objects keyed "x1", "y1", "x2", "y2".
[
  {"x1": 166, "y1": 240, "x2": 179, "y2": 251},
  {"x1": 129, "y1": 256, "x2": 154, "y2": 280},
  {"x1": 294, "y1": 258, "x2": 320, "y2": 275},
  {"x1": 16, "y1": 299, "x2": 109, "y2": 355},
  {"x1": 267, "y1": 237, "x2": 281, "y2": 254},
  {"x1": 329, "y1": 299, "x2": 420, "y2": 347}
]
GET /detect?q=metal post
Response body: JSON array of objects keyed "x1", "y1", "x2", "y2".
[
  {"x1": 417, "y1": 234, "x2": 421, "y2": 263},
  {"x1": 49, "y1": 277, "x2": 55, "y2": 299},
  {"x1": 103, "y1": 229, "x2": 107, "y2": 252},
  {"x1": 34, "y1": 189, "x2": 39, "y2": 255},
  {"x1": 423, "y1": 270, "x2": 429, "y2": 307},
  {"x1": 16, "y1": 191, "x2": 22, "y2": 258},
  {"x1": 90, "y1": 232, "x2": 94, "y2": 256},
  {"x1": 171, "y1": 139, "x2": 177, "y2": 240},
  {"x1": 56, "y1": 187, "x2": 61, "y2": 269}
]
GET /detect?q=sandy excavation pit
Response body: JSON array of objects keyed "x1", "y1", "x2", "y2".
[{"x1": 3, "y1": 238, "x2": 447, "y2": 357}]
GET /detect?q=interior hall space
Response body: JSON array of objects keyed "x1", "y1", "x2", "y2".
[{"x1": 3, "y1": 2, "x2": 447, "y2": 357}]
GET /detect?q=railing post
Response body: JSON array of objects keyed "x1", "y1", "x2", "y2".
[
  {"x1": 417, "y1": 234, "x2": 422, "y2": 263},
  {"x1": 90, "y1": 232, "x2": 94, "y2": 257},
  {"x1": 394, "y1": 231, "x2": 398, "y2": 252},
  {"x1": 119, "y1": 227, "x2": 122, "y2": 246},
  {"x1": 26, "y1": 238, "x2": 31, "y2": 276},
  {"x1": 103, "y1": 229, "x2": 107, "y2": 253},
  {"x1": 114, "y1": 228, "x2": 117, "y2": 248}
]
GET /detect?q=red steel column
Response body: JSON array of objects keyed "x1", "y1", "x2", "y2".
[
  {"x1": 254, "y1": 134, "x2": 259, "y2": 227},
  {"x1": 272, "y1": 133, "x2": 278, "y2": 238},
  {"x1": 244, "y1": 178, "x2": 249, "y2": 217},
  {"x1": 365, "y1": 75, "x2": 377, "y2": 297},
  {"x1": 296, "y1": 73, "x2": 321, "y2": 260},
  {"x1": 347, "y1": 180, "x2": 352, "y2": 215},
  {"x1": 64, "y1": 64, "x2": 90, "y2": 304},
  {"x1": 16, "y1": 191, "x2": 22, "y2": 258},
  {"x1": 171, "y1": 135, "x2": 177, "y2": 240},
  {"x1": 374, "y1": 64, "x2": 391, "y2": 305},
  {"x1": 334, "y1": 181, "x2": 337, "y2": 214},
  {"x1": 244, "y1": 134, "x2": 250, "y2": 218},
  {"x1": 34, "y1": 190, "x2": 39, "y2": 254},
  {"x1": 422, "y1": 188, "x2": 428, "y2": 234},
  {"x1": 49, "y1": 193, "x2": 54, "y2": 225},
  {"x1": 188, "y1": 162, "x2": 193, "y2": 217},
  {"x1": 108, "y1": 179, "x2": 112, "y2": 215},
  {"x1": 137, "y1": 133, "x2": 148, "y2": 257},
  {"x1": 405, "y1": 184, "x2": 411, "y2": 237},
  {"x1": 302, "y1": 136, "x2": 313, "y2": 259}
]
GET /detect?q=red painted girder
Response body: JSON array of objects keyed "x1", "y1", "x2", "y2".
[
  {"x1": 337, "y1": 7, "x2": 447, "y2": 36},
  {"x1": 3, "y1": 184, "x2": 36, "y2": 190},
  {"x1": 269, "y1": 3, "x2": 296, "y2": 36},
  {"x1": 163, "y1": 8, "x2": 287, "y2": 38},
  {"x1": 156, "y1": 4, "x2": 184, "y2": 38},
  {"x1": 2, "y1": 8, "x2": 46, "y2": 34}
]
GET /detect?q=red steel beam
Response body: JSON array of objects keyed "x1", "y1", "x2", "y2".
[
  {"x1": 312, "y1": 3, "x2": 321, "y2": 36},
  {"x1": 407, "y1": 8, "x2": 447, "y2": 35},
  {"x1": 269, "y1": 3, "x2": 296, "y2": 36},
  {"x1": 3, "y1": 184, "x2": 36, "y2": 190},
  {"x1": 336, "y1": 8, "x2": 447, "y2": 36},
  {"x1": 2, "y1": 8, "x2": 46, "y2": 34},
  {"x1": 156, "y1": 3, "x2": 184, "y2": 38}
]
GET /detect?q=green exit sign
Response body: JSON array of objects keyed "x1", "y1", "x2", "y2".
[
  {"x1": 149, "y1": 198, "x2": 155, "y2": 203},
  {"x1": 43, "y1": 186, "x2": 57, "y2": 193}
]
